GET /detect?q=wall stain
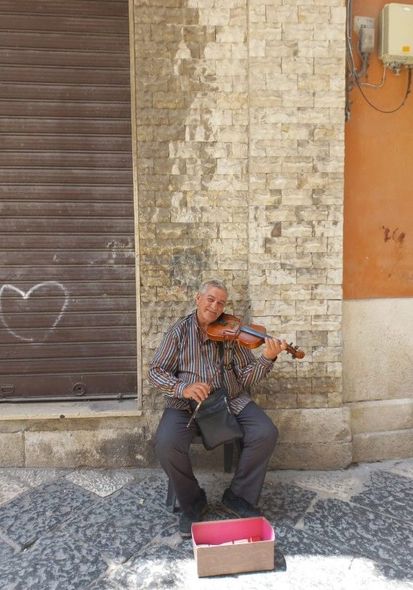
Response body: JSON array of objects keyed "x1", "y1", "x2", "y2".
[
  {"x1": 382, "y1": 226, "x2": 406, "y2": 245},
  {"x1": 381, "y1": 226, "x2": 408, "y2": 279}
]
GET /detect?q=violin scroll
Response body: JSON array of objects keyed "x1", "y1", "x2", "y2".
[{"x1": 286, "y1": 342, "x2": 305, "y2": 359}]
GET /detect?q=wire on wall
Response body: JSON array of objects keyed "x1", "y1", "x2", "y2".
[
  {"x1": 354, "y1": 66, "x2": 412, "y2": 114},
  {"x1": 345, "y1": 0, "x2": 412, "y2": 119}
]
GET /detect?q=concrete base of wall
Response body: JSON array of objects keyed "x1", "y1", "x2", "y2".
[
  {"x1": 348, "y1": 398, "x2": 413, "y2": 463},
  {"x1": 0, "y1": 400, "x2": 155, "y2": 469},
  {"x1": 343, "y1": 299, "x2": 413, "y2": 464},
  {"x1": 271, "y1": 441, "x2": 353, "y2": 470},
  {"x1": 353, "y1": 429, "x2": 413, "y2": 463},
  {"x1": 0, "y1": 420, "x2": 156, "y2": 469},
  {"x1": 0, "y1": 432, "x2": 25, "y2": 467},
  {"x1": 343, "y1": 297, "x2": 413, "y2": 404},
  {"x1": 0, "y1": 403, "x2": 353, "y2": 470},
  {"x1": 4, "y1": 399, "x2": 412, "y2": 469}
]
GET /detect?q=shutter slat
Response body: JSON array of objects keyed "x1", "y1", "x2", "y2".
[
  {"x1": 0, "y1": 14, "x2": 129, "y2": 35},
  {"x1": 1, "y1": 374, "x2": 136, "y2": 401},
  {"x1": 0, "y1": 185, "x2": 133, "y2": 200},
  {"x1": 0, "y1": 312, "x2": 135, "y2": 329},
  {"x1": 0, "y1": 48, "x2": 131, "y2": 68},
  {"x1": 0, "y1": 31, "x2": 130, "y2": 51},
  {"x1": 1, "y1": 65, "x2": 129, "y2": 85},
  {"x1": 0, "y1": 0, "x2": 129, "y2": 18},
  {"x1": 0, "y1": 152, "x2": 132, "y2": 168},
  {"x1": 0, "y1": 118, "x2": 131, "y2": 134},
  {"x1": 0, "y1": 135, "x2": 132, "y2": 151},
  {"x1": 0, "y1": 203, "x2": 133, "y2": 217},
  {"x1": 0, "y1": 83, "x2": 131, "y2": 101}
]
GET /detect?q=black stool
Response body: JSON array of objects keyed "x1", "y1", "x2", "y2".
[{"x1": 165, "y1": 436, "x2": 240, "y2": 512}]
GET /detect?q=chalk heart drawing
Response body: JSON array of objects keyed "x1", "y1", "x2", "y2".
[{"x1": 0, "y1": 281, "x2": 69, "y2": 343}]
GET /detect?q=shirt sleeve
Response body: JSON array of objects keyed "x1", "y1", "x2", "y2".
[
  {"x1": 229, "y1": 342, "x2": 275, "y2": 389},
  {"x1": 148, "y1": 328, "x2": 186, "y2": 398}
]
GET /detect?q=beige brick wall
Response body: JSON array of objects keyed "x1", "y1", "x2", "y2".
[
  {"x1": 247, "y1": 0, "x2": 346, "y2": 413},
  {"x1": 133, "y1": 0, "x2": 349, "y2": 467}
]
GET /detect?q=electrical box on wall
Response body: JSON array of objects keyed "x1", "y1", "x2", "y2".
[{"x1": 380, "y1": 3, "x2": 413, "y2": 66}]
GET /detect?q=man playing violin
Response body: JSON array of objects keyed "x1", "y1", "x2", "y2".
[{"x1": 149, "y1": 279, "x2": 288, "y2": 538}]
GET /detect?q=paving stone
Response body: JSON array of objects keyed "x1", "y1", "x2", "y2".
[
  {"x1": 122, "y1": 471, "x2": 171, "y2": 507},
  {"x1": 259, "y1": 481, "x2": 317, "y2": 527},
  {"x1": 65, "y1": 469, "x2": 136, "y2": 497},
  {"x1": 100, "y1": 527, "x2": 411, "y2": 590},
  {"x1": 89, "y1": 539, "x2": 286, "y2": 590},
  {"x1": 124, "y1": 470, "x2": 233, "y2": 510},
  {"x1": 86, "y1": 542, "x2": 192, "y2": 590},
  {"x1": 276, "y1": 523, "x2": 344, "y2": 558},
  {"x1": 0, "y1": 473, "x2": 28, "y2": 506},
  {"x1": 0, "y1": 480, "x2": 98, "y2": 547},
  {"x1": 387, "y1": 458, "x2": 413, "y2": 480},
  {"x1": 4, "y1": 468, "x2": 67, "y2": 489},
  {"x1": 0, "y1": 538, "x2": 15, "y2": 561},
  {"x1": 267, "y1": 465, "x2": 370, "y2": 502},
  {"x1": 302, "y1": 497, "x2": 413, "y2": 581},
  {"x1": 65, "y1": 498, "x2": 177, "y2": 562},
  {"x1": 0, "y1": 532, "x2": 108, "y2": 590},
  {"x1": 350, "y1": 470, "x2": 413, "y2": 523},
  {"x1": 63, "y1": 482, "x2": 169, "y2": 535}
]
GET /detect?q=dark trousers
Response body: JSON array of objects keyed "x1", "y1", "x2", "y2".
[{"x1": 154, "y1": 401, "x2": 278, "y2": 514}]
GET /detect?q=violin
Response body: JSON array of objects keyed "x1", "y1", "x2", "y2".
[{"x1": 207, "y1": 313, "x2": 305, "y2": 359}]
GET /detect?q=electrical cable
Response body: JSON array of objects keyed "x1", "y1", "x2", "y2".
[
  {"x1": 353, "y1": 66, "x2": 412, "y2": 113},
  {"x1": 346, "y1": 0, "x2": 358, "y2": 76},
  {"x1": 345, "y1": 0, "x2": 412, "y2": 115},
  {"x1": 359, "y1": 65, "x2": 387, "y2": 88}
]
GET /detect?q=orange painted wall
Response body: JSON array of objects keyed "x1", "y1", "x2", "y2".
[{"x1": 344, "y1": 0, "x2": 413, "y2": 299}]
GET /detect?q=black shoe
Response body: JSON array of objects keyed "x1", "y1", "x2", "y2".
[
  {"x1": 179, "y1": 489, "x2": 208, "y2": 538},
  {"x1": 222, "y1": 487, "x2": 262, "y2": 518}
]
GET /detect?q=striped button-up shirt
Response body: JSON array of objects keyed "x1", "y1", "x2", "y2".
[{"x1": 148, "y1": 311, "x2": 275, "y2": 415}]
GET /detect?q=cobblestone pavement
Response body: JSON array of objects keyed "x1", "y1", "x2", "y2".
[{"x1": 0, "y1": 459, "x2": 412, "y2": 589}]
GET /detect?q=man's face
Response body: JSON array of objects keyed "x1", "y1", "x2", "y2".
[{"x1": 196, "y1": 286, "x2": 227, "y2": 328}]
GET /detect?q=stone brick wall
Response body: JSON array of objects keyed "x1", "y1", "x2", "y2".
[
  {"x1": 247, "y1": 0, "x2": 346, "y2": 414},
  {"x1": 133, "y1": 0, "x2": 350, "y2": 467}
]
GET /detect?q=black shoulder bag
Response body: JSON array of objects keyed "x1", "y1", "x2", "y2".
[{"x1": 188, "y1": 342, "x2": 243, "y2": 450}]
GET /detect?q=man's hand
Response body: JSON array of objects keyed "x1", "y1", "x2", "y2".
[
  {"x1": 183, "y1": 382, "x2": 211, "y2": 403},
  {"x1": 262, "y1": 337, "x2": 287, "y2": 361}
]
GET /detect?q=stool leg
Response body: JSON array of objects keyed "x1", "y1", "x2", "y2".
[{"x1": 166, "y1": 478, "x2": 178, "y2": 512}]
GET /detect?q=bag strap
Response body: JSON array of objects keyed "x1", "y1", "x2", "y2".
[
  {"x1": 217, "y1": 341, "x2": 229, "y2": 399},
  {"x1": 187, "y1": 342, "x2": 227, "y2": 427},
  {"x1": 217, "y1": 341, "x2": 224, "y2": 382}
]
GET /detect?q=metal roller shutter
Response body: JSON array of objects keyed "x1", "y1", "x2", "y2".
[{"x1": 0, "y1": 0, "x2": 137, "y2": 401}]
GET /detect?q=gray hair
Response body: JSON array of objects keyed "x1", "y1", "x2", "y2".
[{"x1": 198, "y1": 279, "x2": 228, "y2": 295}]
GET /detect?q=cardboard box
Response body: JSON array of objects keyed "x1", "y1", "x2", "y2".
[{"x1": 192, "y1": 516, "x2": 275, "y2": 577}]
